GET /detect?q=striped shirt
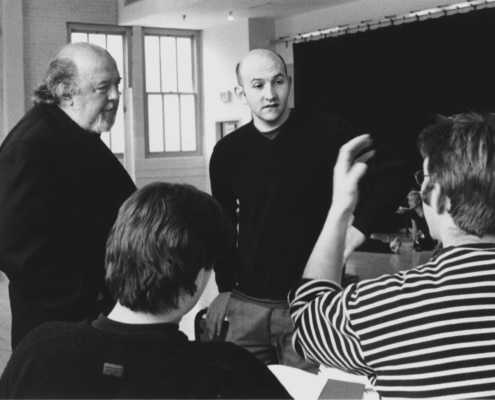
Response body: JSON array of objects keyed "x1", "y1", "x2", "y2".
[{"x1": 289, "y1": 243, "x2": 495, "y2": 399}]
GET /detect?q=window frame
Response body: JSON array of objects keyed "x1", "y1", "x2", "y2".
[
  {"x1": 67, "y1": 23, "x2": 132, "y2": 159},
  {"x1": 143, "y1": 27, "x2": 202, "y2": 158}
]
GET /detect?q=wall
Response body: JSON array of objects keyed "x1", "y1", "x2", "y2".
[
  {"x1": 248, "y1": 18, "x2": 275, "y2": 51},
  {"x1": 0, "y1": 0, "x2": 118, "y2": 140},
  {"x1": 3, "y1": 0, "x2": 467, "y2": 191},
  {"x1": 23, "y1": 0, "x2": 119, "y2": 111},
  {"x1": 3, "y1": 0, "x2": 210, "y2": 191},
  {"x1": 202, "y1": 20, "x2": 251, "y2": 193},
  {"x1": 0, "y1": 2, "x2": 3, "y2": 136},
  {"x1": 1, "y1": 0, "x2": 24, "y2": 139}
]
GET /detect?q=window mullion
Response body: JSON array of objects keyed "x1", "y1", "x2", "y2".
[{"x1": 174, "y1": 38, "x2": 182, "y2": 152}]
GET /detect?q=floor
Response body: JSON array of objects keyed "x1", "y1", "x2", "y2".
[{"x1": 0, "y1": 233, "x2": 434, "y2": 376}]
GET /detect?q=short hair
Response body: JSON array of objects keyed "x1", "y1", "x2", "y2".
[
  {"x1": 105, "y1": 182, "x2": 233, "y2": 314},
  {"x1": 32, "y1": 42, "x2": 111, "y2": 105},
  {"x1": 32, "y1": 58, "x2": 79, "y2": 105},
  {"x1": 418, "y1": 112, "x2": 495, "y2": 236},
  {"x1": 235, "y1": 49, "x2": 288, "y2": 86}
]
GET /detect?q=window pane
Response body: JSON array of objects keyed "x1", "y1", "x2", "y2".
[
  {"x1": 160, "y1": 36, "x2": 177, "y2": 93},
  {"x1": 100, "y1": 131, "x2": 111, "y2": 148},
  {"x1": 180, "y1": 95, "x2": 196, "y2": 151},
  {"x1": 177, "y1": 37, "x2": 193, "y2": 92},
  {"x1": 145, "y1": 36, "x2": 161, "y2": 92},
  {"x1": 88, "y1": 33, "x2": 106, "y2": 48},
  {"x1": 148, "y1": 95, "x2": 165, "y2": 152},
  {"x1": 163, "y1": 95, "x2": 181, "y2": 152},
  {"x1": 71, "y1": 32, "x2": 88, "y2": 42},
  {"x1": 107, "y1": 35, "x2": 124, "y2": 78},
  {"x1": 111, "y1": 103, "x2": 125, "y2": 154},
  {"x1": 69, "y1": 29, "x2": 127, "y2": 157}
]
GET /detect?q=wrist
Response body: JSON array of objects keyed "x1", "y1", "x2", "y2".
[{"x1": 327, "y1": 205, "x2": 354, "y2": 222}]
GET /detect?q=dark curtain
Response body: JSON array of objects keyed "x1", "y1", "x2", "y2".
[{"x1": 294, "y1": 7, "x2": 495, "y2": 167}]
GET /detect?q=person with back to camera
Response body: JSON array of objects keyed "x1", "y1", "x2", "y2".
[
  {"x1": 0, "y1": 182, "x2": 291, "y2": 399},
  {"x1": 289, "y1": 112, "x2": 495, "y2": 399},
  {"x1": 207, "y1": 48, "x2": 409, "y2": 371},
  {"x1": 0, "y1": 42, "x2": 136, "y2": 348}
]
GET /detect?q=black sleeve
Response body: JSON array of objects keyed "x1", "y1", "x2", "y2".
[{"x1": 209, "y1": 144, "x2": 238, "y2": 292}]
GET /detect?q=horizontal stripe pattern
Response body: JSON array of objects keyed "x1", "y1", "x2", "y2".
[{"x1": 289, "y1": 244, "x2": 495, "y2": 399}]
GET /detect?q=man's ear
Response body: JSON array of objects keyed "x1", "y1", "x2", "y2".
[
  {"x1": 234, "y1": 86, "x2": 247, "y2": 104},
  {"x1": 55, "y1": 83, "x2": 74, "y2": 107},
  {"x1": 430, "y1": 183, "x2": 450, "y2": 214}
]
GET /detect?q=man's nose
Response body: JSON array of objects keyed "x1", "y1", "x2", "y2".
[
  {"x1": 263, "y1": 84, "x2": 276, "y2": 100},
  {"x1": 108, "y1": 85, "x2": 120, "y2": 101}
]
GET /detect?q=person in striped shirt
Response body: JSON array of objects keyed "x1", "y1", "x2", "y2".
[{"x1": 289, "y1": 112, "x2": 495, "y2": 399}]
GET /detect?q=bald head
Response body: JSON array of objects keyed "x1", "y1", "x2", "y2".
[
  {"x1": 33, "y1": 42, "x2": 117, "y2": 106},
  {"x1": 233, "y1": 48, "x2": 292, "y2": 132},
  {"x1": 33, "y1": 42, "x2": 121, "y2": 133},
  {"x1": 57, "y1": 42, "x2": 111, "y2": 61},
  {"x1": 236, "y1": 49, "x2": 288, "y2": 87}
]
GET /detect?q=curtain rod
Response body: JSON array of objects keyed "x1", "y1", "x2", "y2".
[{"x1": 271, "y1": 0, "x2": 495, "y2": 46}]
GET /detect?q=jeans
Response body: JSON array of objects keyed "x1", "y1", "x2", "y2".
[{"x1": 226, "y1": 294, "x2": 319, "y2": 373}]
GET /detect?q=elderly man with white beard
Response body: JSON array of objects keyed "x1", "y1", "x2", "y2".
[{"x1": 0, "y1": 42, "x2": 136, "y2": 349}]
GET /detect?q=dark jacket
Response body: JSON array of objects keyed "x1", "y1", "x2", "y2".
[
  {"x1": 0, "y1": 315, "x2": 290, "y2": 399},
  {"x1": 0, "y1": 104, "x2": 136, "y2": 348}
]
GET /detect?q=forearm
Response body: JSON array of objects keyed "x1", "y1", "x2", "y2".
[
  {"x1": 303, "y1": 134, "x2": 373, "y2": 283},
  {"x1": 289, "y1": 279, "x2": 371, "y2": 375},
  {"x1": 303, "y1": 207, "x2": 354, "y2": 283}
]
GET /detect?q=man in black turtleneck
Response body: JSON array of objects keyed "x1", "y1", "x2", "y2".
[{"x1": 207, "y1": 48, "x2": 408, "y2": 371}]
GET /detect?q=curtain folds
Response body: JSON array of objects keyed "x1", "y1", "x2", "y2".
[{"x1": 293, "y1": 7, "x2": 495, "y2": 165}]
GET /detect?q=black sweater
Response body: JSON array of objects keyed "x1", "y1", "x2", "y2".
[
  {"x1": 210, "y1": 109, "x2": 408, "y2": 300},
  {"x1": 0, "y1": 104, "x2": 136, "y2": 347},
  {"x1": 0, "y1": 315, "x2": 290, "y2": 399}
]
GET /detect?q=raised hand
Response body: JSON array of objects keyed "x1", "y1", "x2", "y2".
[{"x1": 331, "y1": 134, "x2": 375, "y2": 214}]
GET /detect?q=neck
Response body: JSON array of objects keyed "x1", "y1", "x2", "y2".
[
  {"x1": 57, "y1": 104, "x2": 96, "y2": 133},
  {"x1": 107, "y1": 302, "x2": 182, "y2": 325},
  {"x1": 253, "y1": 108, "x2": 291, "y2": 132},
  {"x1": 443, "y1": 225, "x2": 495, "y2": 247}
]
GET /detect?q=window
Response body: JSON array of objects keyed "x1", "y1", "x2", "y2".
[
  {"x1": 68, "y1": 25, "x2": 128, "y2": 157},
  {"x1": 144, "y1": 30, "x2": 201, "y2": 156}
]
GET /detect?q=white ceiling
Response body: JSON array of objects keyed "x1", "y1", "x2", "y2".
[{"x1": 120, "y1": 0, "x2": 355, "y2": 30}]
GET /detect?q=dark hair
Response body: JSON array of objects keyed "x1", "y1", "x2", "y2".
[
  {"x1": 235, "y1": 49, "x2": 288, "y2": 86},
  {"x1": 418, "y1": 112, "x2": 495, "y2": 236},
  {"x1": 105, "y1": 182, "x2": 233, "y2": 314},
  {"x1": 32, "y1": 57, "x2": 79, "y2": 105}
]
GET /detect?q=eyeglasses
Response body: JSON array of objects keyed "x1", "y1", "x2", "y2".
[{"x1": 414, "y1": 170, "x2": 429, "y2": 186}]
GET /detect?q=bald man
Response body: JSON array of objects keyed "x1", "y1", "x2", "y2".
[
  {"x1": 208, "y1": 49, "x2": 408, "y2": 370},
  {"x1": 0, "y1": 42, "x2": 136, "y2": 348}
]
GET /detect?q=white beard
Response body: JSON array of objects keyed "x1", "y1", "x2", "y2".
[{"x1": 89, "y1": 109, "x2": 117, "y2": 133}]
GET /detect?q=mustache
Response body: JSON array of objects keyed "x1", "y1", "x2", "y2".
[{"x1": 104, "y1": 101, "x2": 119, "y2": 113}]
